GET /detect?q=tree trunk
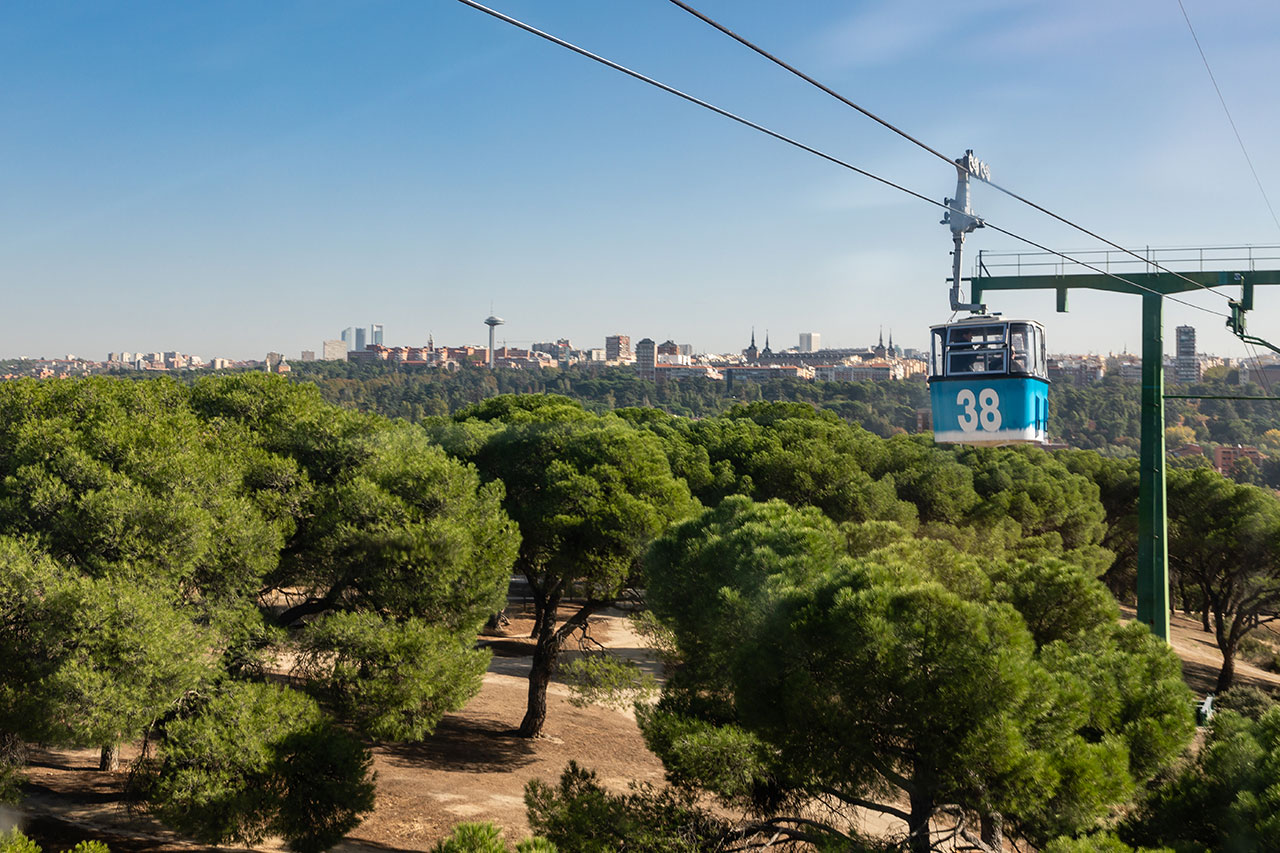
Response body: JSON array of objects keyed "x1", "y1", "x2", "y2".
[
  {"x1": 518, "y1": 598, "x2": 603, "y2": 738},
  {"x1": 99, "y1": 742, "x2": 120, "y2": 772},
  {"x1": 907, "y1": 790, "x2": 934, "y2": 853},
  {"x1": 1215, "y1": 644, "x2": 1237, "y2": 694},
  {"x1": 519, "y1": 592, "x2": 562, "y2": 737},
  {"x1": 518, "y1": 631, "x2": 556, "y2": 737},
  {"x1": 530, "y1": 595, "x2": 545, "y2": 639},
  {"x1": 980, "y1": 812, "x2": 1004, "y2": 851}
]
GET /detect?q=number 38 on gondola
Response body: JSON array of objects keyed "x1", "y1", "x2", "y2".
[{"x1": 927, "y1": 316, "x2": 1049, "y2": 446}]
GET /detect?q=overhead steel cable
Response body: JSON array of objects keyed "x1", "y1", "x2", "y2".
[
  {"x1": 663, "y1": 0, "x2": 1236, "y2": 305},
  {"x1": 1177, "y1": 0, "x2": 1280, "y2": 238},
  {"x1": 1175, "y1": 0, "x2": 1279, "y2": 389},
  {"x1": 453, "y1": 0, "x2": 1229, "y2": 317}
]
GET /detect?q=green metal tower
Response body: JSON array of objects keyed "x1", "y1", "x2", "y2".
[{"x1": 971, "y1": 247, "x2": 1280, "y2": 641}]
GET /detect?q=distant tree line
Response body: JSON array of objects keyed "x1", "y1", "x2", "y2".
[{"x1": 285, "y1": 362, "x2": 1280, "y2": 467}]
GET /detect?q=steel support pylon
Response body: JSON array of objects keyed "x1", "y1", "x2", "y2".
[{"x1": 1136, "y1": 293, "x2": 1169, "y2": 641}]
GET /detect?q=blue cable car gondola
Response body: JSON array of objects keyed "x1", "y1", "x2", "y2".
[
  {"x1": 928, "y1": 316, "x2": 1049, "y2": 445},
  {"x1": 929, "y1": 151, "x2": 1050, "y2": 445}
]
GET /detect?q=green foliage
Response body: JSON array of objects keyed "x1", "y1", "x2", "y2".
[
  {"x1": 431, "y1": 823, "x2": 506, "y2": 853},
  {"x1": 135, "y1": 682, "x2": 374, "y2": 852},
  {"x1": 1166, "y1": 467, "x2": 1280, "y2": 691},
  {"x1": 1042, "y1": 832, "x2": 1172, "y2": 853},
  {"x1": 461, "y1": 405, "x2": 698, "y2": 594},
  {"x1": 986, "y1": 557, "x2": 1120, "y2": 648},
  {"x1": 642, "y1": 499, "x2": 1193, "y2": 850},
  {"x1": 297, "y1": 612, "x2": 490, "y2": 741},
  {"x1": 1123, "y1": 708, "x2": 1280, "y2": 852},
  {"x1": 0, "y1": 375, "x2": 532, "y2": 848},
  {"x1": 429, "y1": 822, "x2": 558, "y2": 853},
  {"x1": 559, "y1": 653, "x2": 656, "y2": 710},
  {"x1": 281, "y1": 421, "x2": 518, "y2": 632},
  {"x1": 447, "y1": 397, "x2": 698, "y2": 736},
  {"x1": 525, "y1": 762, "x2": 729, "y2": 853},
  {"x1": 1215, "y1": 686, "x2": 1278, "y2": 720},
  {"x1": 0, "y1": 538, "x2": 213, "y2": 747},
  {"x1": 0, "y1": 830, "x2": 41, "y2": 853}
]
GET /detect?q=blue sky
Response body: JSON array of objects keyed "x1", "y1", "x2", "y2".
[{"x1": 4, "y1": 0, "x2": 1280, "y2": 361}]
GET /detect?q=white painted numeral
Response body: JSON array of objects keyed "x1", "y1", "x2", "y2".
[
  {"x1": 957, "y1": 388, "x2": 1002, "y2": 432},
  {"x1": 956, "y1": 389, "x2": 978, "y2": 432},
  {"x1": 979, "y1": 388, "x2": 1002, "y2": 431}
]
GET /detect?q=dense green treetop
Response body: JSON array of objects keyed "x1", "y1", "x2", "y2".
[
  {"x1": 0, "y1": 375, "x2": 524, "y2": 849},
  {"x1": 641, "y1": 496, "x2": 1193, "y2": 852}
]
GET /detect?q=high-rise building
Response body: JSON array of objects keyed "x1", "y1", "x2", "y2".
[
  {"x1": 300, "y1": 350, "x2": 316, "y2": 362},
  {"x1": 635, "y1": 338, "x2": 657, "y2": 382},
  {"x1": 605, "y1": 334, "x2": 632, "y2": 363},
  {"x1": 799, "y1": 332, "x2": 820, "y2": 353},
  {"x1": 341, "y1": 327, "x2": 355, "y2": 347},
  {"x1": 355, "y1": 327, "x2": 367, "y2": 351},
  {"x1": 371, "y1": 324, "x2": 384, "y2": 346},
  {"x1": 1175, "y1": 325, "x2": 1201, "y2": 383},
  {"x1": 322, "y1": 339, "x2": 346, "y2": 361}
]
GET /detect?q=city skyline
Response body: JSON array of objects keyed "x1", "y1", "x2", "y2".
[{"x1": 4, "y1": 2, "x2": 1280, "y2": 360}]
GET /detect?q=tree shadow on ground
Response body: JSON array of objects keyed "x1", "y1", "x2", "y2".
[
  {"x1": 1181, "y1": 657, "x2": 1222, "y2": 696},
  {"x1": 379, "y1": 714, "x2": 536, "y2": 774}
]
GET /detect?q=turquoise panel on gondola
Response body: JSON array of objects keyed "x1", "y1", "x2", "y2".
[{"x1": 930, "y1": 376, "x2": 1049, "y2": 445}]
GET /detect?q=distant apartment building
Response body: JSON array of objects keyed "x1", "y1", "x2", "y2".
[
  {"x1": 799, "y1": 332, "x2": 820, "y2": 353},
  {"x1": 605, "y1": 334, "x2": 632, "y2": 363},
  {"x1": 531, "y1": 339, "x2": 572, "y2": 360},
  {"x1": 1242, "y1": 360, "x2": 1280, "y2": 387},
  {"x1": 656, "y1": 364, "x2": 722, "y2": 381},
  {"x1": 815, "y1": 361, "x2": 904, "y2": 382},
  {"x1": 723, "y1": 364, "x2": 815, "y2": 388},
  {"x1": 322, "y1": 340, "x2": 346, "y2": 361},
  {"x1": 300, "y1": 350, "x2": 316, "y2": 362},
  {"x1": 635, "y1": 338, "x2": 657, "y2": 382},
  {"x1": 1175, "y1": 325, "x2": 1201, "y2": 383},
  {"x1": 1048, "y1": 355, "x2": 1107, "y2": 386},
  {"x1": 1214, "y1": 445, "x2": 1263, "y2": 475}
]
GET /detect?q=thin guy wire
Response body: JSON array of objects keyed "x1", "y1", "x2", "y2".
[
  {"x1": 664, "y1": 0, "x2": 1236, "y2": 304},
  {"x1": 1246, "y1": 340, "x2": 1274, "y2": 395},
  {"x1": 1177, "y1": 0, "x2": 1280, "y2": 237},
  {"x1": 453, "y1": 0, "x2": 1227, "y2": 317}
]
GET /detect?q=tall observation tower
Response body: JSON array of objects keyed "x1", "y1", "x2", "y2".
[{"x1": 484, "y1": 315, "x2": 505, "y2": 370}]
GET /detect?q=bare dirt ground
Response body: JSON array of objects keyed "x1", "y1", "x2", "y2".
[
  {"x1": 10, "y1": 604, "x2": 1280, "y2": 852},
  {"x1": 1137, "y1": 606, "x2": 1280, "y2": 695}
]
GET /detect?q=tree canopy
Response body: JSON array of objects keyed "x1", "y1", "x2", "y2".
[
  {"x1": 0, "y1": 375, "x2": 521, "y2": 849},
  {"x1": 641, "y1": 496, "x2": 1193, "y2": 852}
]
